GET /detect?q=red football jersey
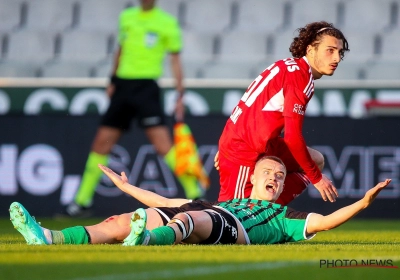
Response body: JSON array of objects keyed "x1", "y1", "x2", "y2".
[{"x1": 218, "y1": 56, "x2": 322, "y2": 184}]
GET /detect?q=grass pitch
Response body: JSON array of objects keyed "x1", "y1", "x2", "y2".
[{"x1": 0, "y1": 218, "x2": 399, "y2": 280}]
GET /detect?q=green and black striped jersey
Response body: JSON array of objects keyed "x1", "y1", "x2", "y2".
[{"x1": 217, "y1": 199, "x2": 315, "y2": 244}]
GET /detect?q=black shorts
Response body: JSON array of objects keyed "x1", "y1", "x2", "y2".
[
  {"x1": 153, "y1": 200, "x2": 239, "y2": 244},
  {"x1": 153, "y1": 200, "x2": 217, "y2": 223},
  {"x1": 101, "y1": 78, "x2": 166, "y2": 130}
]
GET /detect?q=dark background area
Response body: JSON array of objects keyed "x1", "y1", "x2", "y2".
[{"x1": 1, "y1": 115, "x2": 399, "y2": 219}]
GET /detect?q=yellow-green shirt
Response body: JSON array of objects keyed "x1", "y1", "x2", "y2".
[{"x1": 116, "y1": 6, "x2": 182, "y2": 79}]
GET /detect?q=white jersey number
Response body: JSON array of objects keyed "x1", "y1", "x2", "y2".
[{"x1": 230, "y1": 64, "x2": 279, "y2": 123}]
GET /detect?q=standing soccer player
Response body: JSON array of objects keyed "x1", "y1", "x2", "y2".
[{"x1": 217, "y1": 21, "x2": 349, "y2": 204}]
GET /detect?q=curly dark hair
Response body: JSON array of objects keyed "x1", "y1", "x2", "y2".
[{"x1": 289, "y1": 21, "x2": 349, "y2": 60}]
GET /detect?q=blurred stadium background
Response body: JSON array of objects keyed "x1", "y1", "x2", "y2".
[
  {"x1": 0, "y1": 0, "x2": 399, "y2": 218},
  {"x1": 0, "y1": 0, "x2": 400, "y2": 79}
]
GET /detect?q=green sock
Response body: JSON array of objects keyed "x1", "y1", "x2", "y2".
[
  {"x1": 75, "y1": 152, "x2": 109, "y2": 206},
  {"x1": 50, "y1": 230, "x2": 64, "y2": 244},
  {"x1": 164, "y1": 147, "x2": 202, "y2": 199},
  {"x1": 148, "y1": 226, "x2": 176, "y2": 245},
  {"x1": 51, "y1": 226, "x2": 90, "y2": 244}
]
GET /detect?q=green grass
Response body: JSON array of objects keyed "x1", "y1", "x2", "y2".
[{"x1": 0, "y1": 218, "x2": 399, "y2": 280}]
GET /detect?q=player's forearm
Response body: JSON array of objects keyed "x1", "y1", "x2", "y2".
[
  {"x1": 307, "y1": 180, "x2": 390, "y2": 234},
  {"x1": 120, "y1": 182, "x2": 168, "y2": 207},
  {"x1": 120, "y1": 182, "x2": 189, "y2": 208},
  {"x1": 170, "y1": 53, "x2": 184, "y2": 97},
  {"x1": 110, "y1": 47, "x2": 121, "y2": 76},
  {"x1": 284, "y1": 130, "x2": 322, "y2": 183},
  {"x1": 318, "y1": 199, "x2": 367, "y2": 231}
]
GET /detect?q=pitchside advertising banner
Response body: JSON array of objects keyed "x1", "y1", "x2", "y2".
[
  {"x1": 2, "y1": 81, "x2": 400, "y2": 117},
  {"x1": 0, "y1": 115, "x2": 399, "y2": 218}
]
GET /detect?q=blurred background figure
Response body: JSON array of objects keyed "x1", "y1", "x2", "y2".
[
  {"x1": 1, "y1": 0, "x2": 399, "y2": 80},
  {"x1": 62, "y1": 0, "x2": 205, "y2": 217}
]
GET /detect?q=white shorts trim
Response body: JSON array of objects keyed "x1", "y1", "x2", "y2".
[
  {"x1": 234, "y1": 165, "x2": 250, "y2": 199},
  {"x1": 152, "y1": 207, "x2": 172, "y2": 223}
]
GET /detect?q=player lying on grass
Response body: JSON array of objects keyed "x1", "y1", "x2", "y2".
[{"x1": 10, "y1": 156, "x2": 390, "y2": 245}]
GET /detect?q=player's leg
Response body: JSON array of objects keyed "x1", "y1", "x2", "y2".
[
  {"x1": 123, "y1": 208, "x2": 243, "y2": 245},
  {"x1": 123, "y1": 209, "x2": 214, "y2": 245},
  {"x1": 64, "y1": 80, "x2": 133, "y2": 217},
  {"x1": 11, "y1": 201, "x2": 93, "y2": 245},
  {"x1": 11, "y1": 202, "x2": 165, "y2": 245},
  {"x1": 218, "y1": 153, "x2": 254, "y2": 201},
  {"x1": 122, "y1": 208, "x2": 151, "y2": 245},
  {"x1": 122, "y1": 205, "x2": 198, "y2": 246},
  {"x1": 144, "y1": 125, "x2": 173, "y2": 156},
  {"x1": 86, "y1": 208, "x2": 163, "y2": 244},
  {"x1": 275, "y1": 172, "x2": 312, "y2": 205},
  {"x1": 307, "y1": 147, "x2": 324, "y2": 171},
  {"x1": 69, "y1": 126, "x2": 122, "y2": 215},
  {"x1": 268, "y1": 138, "x2": 324, "y2": 172},
  {"x1": 267, "y1": 139, "x2": 319, "y2": 205},
  {"x1": 177, "y1": 210, "x2": 241, "y2": 245},
  {"x1": 121, "y1": 209, "x2": 210, "y2": 246},
  {"x1": 137, "y1": 80, "x2": 203, "y2": 199},
  {"x1": 9, "y1": 202, "x2": 49, "y2": 245},
  {"x1": 138, "y1": 81, "x2": 203, "y2": 200},
  {"x1": 145, "y1": 126, "x2": 203, "y2": 199},
  {"x1": 167, "y1": 211, "x2": 211, "y2": 244}
]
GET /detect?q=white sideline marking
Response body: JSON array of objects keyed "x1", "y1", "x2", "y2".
[{"x1": 71, "y1": 261, "x2": 310, "y2": 280}]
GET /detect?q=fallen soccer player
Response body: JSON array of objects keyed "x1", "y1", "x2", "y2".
[{"x1": 10, "y1": 156, "x2": 391, "y2": 245}]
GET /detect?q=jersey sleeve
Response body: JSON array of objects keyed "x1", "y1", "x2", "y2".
[
  {"x1": 165, "y1": 17, "x2": 182, "y2": 53},
  {"x1": 283, "y1": 207, "x2": 316, "y2": 242},
  {"x1": 117, "y1": 10, "x2": 127, "y2": 45},
  {"x1": 282, "y1": 84, "x2": 309, "y2": 119},
  {"x1": 281, "y1": 85, "x2": 322, "y2": 183},
  {"x1": 284, "y1": 114, "x2": 322, "y2": 183}
]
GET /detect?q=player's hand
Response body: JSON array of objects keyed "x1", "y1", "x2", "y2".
[
  {"x1": 174, "y1": 95, "x2": 185, "y2": 122},
  {"x1": 313, "y1": 174, "x2": 338, "y2": 202},
  {"x1": 98, "y1": 164, "x2": 129, "y2": 191},
  {"x1": 214, "y1": 151, "x2": 219, "y2": 170},
  {"x1": 362, "y1": 179, "x2": 391, "y2": 207},
  {"x1": 106, "y1": 84, "x2": 115, "y2": 98}
]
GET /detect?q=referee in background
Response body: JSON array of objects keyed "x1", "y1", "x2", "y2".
[{"x1": 64, "y1": 0, "x2": 203, "y2": 217}]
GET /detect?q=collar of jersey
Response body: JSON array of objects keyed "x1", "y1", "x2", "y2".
[{"x1": 138, "y1": 6, "x2": 159, "y2": 16}]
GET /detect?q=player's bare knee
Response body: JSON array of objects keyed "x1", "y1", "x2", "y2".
[
  {"x1": 102, "y1": 215, "x2": 119, "y2": 224},
  {"x1": 308, "y1": 147, "x2": 324, "y2": 170},
  {"x1": 107, "y1": 213, "x2": 131, "y2": 231},
  {"x1": 315, "y1": 153, "x2": 325, "y2": 171}
]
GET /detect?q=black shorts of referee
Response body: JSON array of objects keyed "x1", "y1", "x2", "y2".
[{"x1": 101, "y1": 78, "x2": 166, "y2": 130}]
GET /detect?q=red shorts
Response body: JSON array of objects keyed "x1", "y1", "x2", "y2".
[
  {"x1": 275, "y1": 172, "x2": 310, "y2": 205},
  {"x1": 218, "y1": 138, "x2": 311, "y2": 205},
  {"x1": 218, "y1": 155, "x2": 254, "y2": 201}
]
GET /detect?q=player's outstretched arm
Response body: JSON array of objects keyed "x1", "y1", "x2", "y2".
[
  {"x1": 98, "y1": 164, "x2": 190, "y2": 207},
  {"x1": 306, "y1": 179, "x2": 391, "y2": 235}
]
